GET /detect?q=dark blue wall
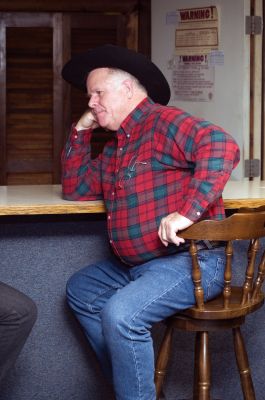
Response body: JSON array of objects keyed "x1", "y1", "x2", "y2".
[{"x1": 0, "y1": 215, "x2": 264, "y2": 400}]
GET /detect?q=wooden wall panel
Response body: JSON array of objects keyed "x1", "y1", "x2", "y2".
[
  {"x1": 6, "y1": 27, "x2": 53, "y2": 184},
  {"x1": 7, "y1": 172, "x2": 52, "y2": 185}
]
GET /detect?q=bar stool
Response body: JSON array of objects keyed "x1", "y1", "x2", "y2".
[{"x1": 155, "y1": 208, "x2": 265, "y2": 400}]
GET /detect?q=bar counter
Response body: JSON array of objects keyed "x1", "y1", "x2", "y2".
[
  {"x1": 0, "y1": 184, "x2": 105, "y2": 215},
  {"x1": 0, "y1": 180, "x2": 265, "y2": 216}
]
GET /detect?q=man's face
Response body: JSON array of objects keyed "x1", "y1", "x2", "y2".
[{"x1": 86, "y1": 68, "x2": 130, "y2": 131}]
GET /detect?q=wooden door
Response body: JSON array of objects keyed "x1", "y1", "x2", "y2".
[
  {"x1": 0, "y1": 6, "x2": 148, "y2": 185},
  {"x1": 0, "y1": 13, "x2": 55, "y2": 184}
]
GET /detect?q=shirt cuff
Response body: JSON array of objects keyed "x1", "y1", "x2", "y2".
[
  {"x1": 180, "y1": 199, "x2": 205, "y2": 221},
  {"x1": 70, "y1": 125, "x2": 93, "y2": 146}
]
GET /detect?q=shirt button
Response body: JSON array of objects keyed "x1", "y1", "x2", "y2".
[
  {"x1": 126, "y1": 134, "x2": 130, "y2": 138},
  {"x1": 109, "y1": 240, "x2": 113, "y2": 244},
  {"x1": 108, "y1": 215, "x2": 111, "y2": 219},
  {"x1": 112, "y1": 192, "x2": 115, "y2": 196},
  {"x1": 74, "y1": 135, "x2": 78, "y2": 139},
  {"x1": 119, "y1": 147, "x2": 123, "y2": 151},
  {"x1": 196, "y1": 211, "x2": 201, "y2": 216}
]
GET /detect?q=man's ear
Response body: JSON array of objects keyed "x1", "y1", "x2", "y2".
[{"x1": 123, "y1": 79, "x2": 134, "y2": 99}]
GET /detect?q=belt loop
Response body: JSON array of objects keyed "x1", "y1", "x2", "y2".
[{"x1": 203, "y1": 240, "x2": 213, "y2": 249}]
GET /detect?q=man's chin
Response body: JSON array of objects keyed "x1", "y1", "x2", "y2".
[
  {"x1": 98, "y1": 120, "x2": 115, "y2": 131},
  {"x1": 98, "y1": 122, "x2": 108, "y2": 130},
  {"x1": 96, "y1": 116, "x2": 107, "y2": 127}
]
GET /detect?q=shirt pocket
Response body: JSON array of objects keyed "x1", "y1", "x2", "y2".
[{"x1": 117, "y1": 154, "x2": 150, "y2": 190}]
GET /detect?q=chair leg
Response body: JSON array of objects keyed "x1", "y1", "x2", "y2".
[
  {"x1": 233, "y1": 327, "x2": 256, "y2": 400},
  {"x1": 155, "y1": 325, "x2": 174, "y2": 400},
  {"x1": 193, "y1": 331, "x2": 211, "y2": 400},
  {"x1": 193, "y1": 332, "x2": 200, "y2": 399}
]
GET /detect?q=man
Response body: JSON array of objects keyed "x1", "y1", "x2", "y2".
[
  {"x1": 0, "y1": 282, "x2": 37, "y2": 384},
  {"x1": 61, "y1": 44, "x2": 240, "y2": 400}
]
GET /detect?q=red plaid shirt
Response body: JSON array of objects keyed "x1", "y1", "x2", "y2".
[{"x1": 62, "y1": 98, "x2": 240, "y2": 266}]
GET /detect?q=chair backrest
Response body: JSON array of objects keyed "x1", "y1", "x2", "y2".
[{"x1": 178, "y1": 209, "x2": 265, "y2": 318}]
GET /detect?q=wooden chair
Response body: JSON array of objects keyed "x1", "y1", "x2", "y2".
[{"x1": 155, "y1": 209, "x2": 265, "y2": 400}]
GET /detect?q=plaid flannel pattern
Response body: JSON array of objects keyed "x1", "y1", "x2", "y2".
[{"x1": 62, "y1": 98, "x2": 240, "y2": 266}]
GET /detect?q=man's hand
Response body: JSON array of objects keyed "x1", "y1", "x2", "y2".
[
  {"x1": 75, "y1": 109, "x2": 99, "y2": 131},
  {"x1": 158, "y1": 212, "x2": 194, "y2": 247}
]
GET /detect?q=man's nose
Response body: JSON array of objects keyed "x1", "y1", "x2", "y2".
[{"x1": 88, "y1": 94, "x2": 97, "y2": 108}]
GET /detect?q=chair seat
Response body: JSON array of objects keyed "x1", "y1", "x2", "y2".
[{"x1": 180, "y1": 286, "x2": 265, "y2": 320}]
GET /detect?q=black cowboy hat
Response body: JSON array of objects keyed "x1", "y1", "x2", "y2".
[{"x1": 61, "y1": 44, "x2": 171, "y2": 105}]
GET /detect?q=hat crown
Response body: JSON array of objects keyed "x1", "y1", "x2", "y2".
[{"x1": 62, "y1": 44, "x2": 171, "y2": 105}]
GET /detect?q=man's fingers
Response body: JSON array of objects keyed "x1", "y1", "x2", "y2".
[{"x1": 158, "y1": 219, "x2": 185, "y2": 247}]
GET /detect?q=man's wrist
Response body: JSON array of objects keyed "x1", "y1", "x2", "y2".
[{"x1": 70, "y1": 125, "x2": 92, "y2": 145}]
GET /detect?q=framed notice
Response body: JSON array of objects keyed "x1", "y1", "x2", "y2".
[
  {"x1": 172, "y1": 55, "x2": 214, "y2": 102},
  {"x1": 175, "y1": 6, "x2": 219, "y2": 55}
]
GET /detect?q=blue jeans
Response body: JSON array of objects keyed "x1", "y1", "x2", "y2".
[{"x1": 66, "y1": 248, "x2": 225, "y2": 400}]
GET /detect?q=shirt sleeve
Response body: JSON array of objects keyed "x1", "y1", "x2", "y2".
[
  {"x1": 61, "y1": 125, "x2": 103, "y2": 200},
  {"x1": 154, "y1": 109, "x2": 240, "y2": 221}
]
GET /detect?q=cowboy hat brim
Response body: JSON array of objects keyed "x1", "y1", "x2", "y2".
[{"x1": 61, "y1": 44, "x2": 171, "y2": 105}]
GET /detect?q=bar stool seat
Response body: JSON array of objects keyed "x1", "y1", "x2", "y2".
[{"x1": 155, "y1": 208, "x2": 265, "y2": 400}]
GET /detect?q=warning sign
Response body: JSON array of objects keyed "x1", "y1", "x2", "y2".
[
  {"x1": 172, "y1": 55, "x2": 214, "y2": 102},
  {"x1": 175, "y1": 6, "x2": 219, "y2": 55}
]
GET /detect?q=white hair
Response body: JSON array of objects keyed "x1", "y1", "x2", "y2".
[{"x1": 107, "y1": 68, "x2": 147, "y2": 95}]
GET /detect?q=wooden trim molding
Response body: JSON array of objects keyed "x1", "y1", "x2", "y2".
[
  {"x1": 0, "y1": 18, "x2": 6, "y2": 184},
  {"x1": 53, "y1": 13, "x2": 64, "y2": 183},
  {"x1": 0, "y1": 0, "x2": 139, "y2": 13}
]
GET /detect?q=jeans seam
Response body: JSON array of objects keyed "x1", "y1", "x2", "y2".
[
  {"x1": 67, "y1": 284, "x2": 120, "y2": 313},
  {"x1": 87, "y1": 285, "x2": 120, "y2": 312},
  {"x1": 126, "y1": 271, "x2": 191, "y2": 399},
  {"x1": 204, "y1": 257, "x2": 224, "y2": 300}
]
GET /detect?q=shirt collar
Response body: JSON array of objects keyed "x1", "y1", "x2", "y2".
[{"x1": 118, "y1": 97, "x2": 155, "y2": 136}]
